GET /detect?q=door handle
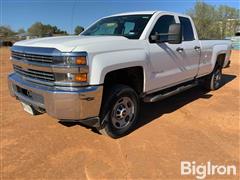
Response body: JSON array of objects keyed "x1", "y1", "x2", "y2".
[
  {"x1": 194, "y1": 46, "x2": 201, "y2": 51},
  {"x1": 176, "y1": 47, "x2": 184, "y2": 52}
]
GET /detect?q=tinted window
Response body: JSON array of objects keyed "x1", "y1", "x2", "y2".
[
  {"x1": 82, "y1": 15, "x2": 152, "y2": 39},
  {"x1": 150, "y1": 15, "x2": 175, "y2": 41},
  {"x1": 179, "y1": 17, "x2": 194, "y2": 41}
]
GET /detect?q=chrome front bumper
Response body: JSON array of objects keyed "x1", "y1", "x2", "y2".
[{"x1": 8, "y1": 73, "x2": 103, "y2": 120}]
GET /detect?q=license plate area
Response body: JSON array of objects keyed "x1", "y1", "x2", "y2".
[
  {"x1": 15, "y1": 85, "x2": 44, "y2": 104},
  {"x1": 16, "y1": 85, "x2": 33, "y2": 98}
]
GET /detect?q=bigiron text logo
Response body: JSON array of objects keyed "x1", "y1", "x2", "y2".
[{"x1": 181, "y1": 161, "x2": 237, "y2": 179}]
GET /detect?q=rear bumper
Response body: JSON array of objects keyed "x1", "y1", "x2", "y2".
[{"x1": 8, "y1": 73, "x2": 103, "y2": 121}]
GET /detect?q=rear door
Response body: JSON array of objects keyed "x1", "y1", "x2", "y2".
[{"x1": 177, "y1": 16, "x2": 201, "y2": 79}]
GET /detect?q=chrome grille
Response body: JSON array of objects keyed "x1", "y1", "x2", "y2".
[
  {"x1": 12, "y1": 51, "x2": 53, "y2": 63},
  {"x1": 13, "y1": 65, "x2": 55, "y2": 81}
]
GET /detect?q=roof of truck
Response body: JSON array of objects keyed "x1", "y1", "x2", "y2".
[
  {"x1": 109, "y1": 11, "x2": 189, "y2": 18},
  {"x1": 111, "y1": 11, "x2": 157, "y2": 16}
]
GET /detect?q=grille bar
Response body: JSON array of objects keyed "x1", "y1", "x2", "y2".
[
  {"x1": 14, "y1": 65, "x2": 55, "y2": 81},
  {"x1": 12, "y1": 51, "x2": 53, "y2": 63}
]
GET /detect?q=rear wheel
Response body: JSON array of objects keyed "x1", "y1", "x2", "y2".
[
  {"x1": 98, "y1": 84, "x2": 139, "y2": 138},
  {"x1": 204, "y1": 65, "x2": 223, "y2": 90}
]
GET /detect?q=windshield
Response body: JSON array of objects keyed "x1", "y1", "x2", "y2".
[{"x1": 82, "y1": 15, "x2": 152, "y2": 39}]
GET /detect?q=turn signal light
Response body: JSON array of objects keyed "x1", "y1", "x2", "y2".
[
  {"x1": 75, "y1": 73, "x2": 87, "y2": 82},
  {"x1": 76, "y1": 56, "x2": 87, "y2": 65}
]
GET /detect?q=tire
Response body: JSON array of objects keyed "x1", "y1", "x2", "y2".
[
  {"x1": 98, "y1": 84, "x2": 139, "y2": 138},
  {"x1": 204, "y1": 64, "x2": 223, "y2": 90}
]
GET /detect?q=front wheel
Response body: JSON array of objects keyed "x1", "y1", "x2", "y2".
[{"x1": 98, "y1": 84, "x2": 139, "y2": 138}]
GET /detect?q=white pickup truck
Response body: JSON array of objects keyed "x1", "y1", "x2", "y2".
[{"x1": 8, "y1": 11, "x2": 231, "y2": 138}]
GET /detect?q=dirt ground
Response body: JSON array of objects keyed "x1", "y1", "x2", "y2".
[{"x1": 0, "y1": 47, "x2": 239, "y2": 179}]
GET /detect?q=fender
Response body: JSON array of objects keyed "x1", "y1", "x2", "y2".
[
  {"x1": 197, "y1": 42, "x2": 231, "y2": 78},
  {"x1": 210, "y1": 44, "x2": 229, "y2": 72},
  {"x1": 89, "y1": 49, "x2": 149, "y2": 92}
]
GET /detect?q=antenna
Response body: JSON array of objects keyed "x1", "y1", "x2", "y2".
[{"x1": 71, "y1": 0, "x2": 77, "y2": 35}]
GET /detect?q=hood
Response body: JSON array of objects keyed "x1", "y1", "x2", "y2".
[{"x1": 14, "y1": 35, "x2": 129, "y2": 52}]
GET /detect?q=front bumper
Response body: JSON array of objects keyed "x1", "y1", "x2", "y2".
[{"x1": 8, "y1": 73, "x2": 103, "y2": 121}]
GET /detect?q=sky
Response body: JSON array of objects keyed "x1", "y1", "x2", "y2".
[{"x1": 1, "y1": 0, "x2": 240, "y2": 34}]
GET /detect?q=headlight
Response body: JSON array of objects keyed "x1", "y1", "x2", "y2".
[
  {"x1": 63, "y1": 56, "x2": 87, "y2": 65},
  {"x1": 56, "y1": 52, "x2": 89, "y2": 84}
]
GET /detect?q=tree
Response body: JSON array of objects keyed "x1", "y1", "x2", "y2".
[
  {"x1": 187, "y1": 1, "x2": 240, "y2": 39},
  {"x1": 17, "y1": 28, "x2": 25, "y2": 34},
  {"x1": 0, "y1": 26, "x2": 16, "y2": 38},
  {"x1": 217, "y1": 5, "x2": 240, "y2": 38},
  {"x1": 187, "y1": 1, "x2": 219, "y2": 39},
  {"x1": 28, "y1": 22, "x2": 45, "y2": 37},
  {"x1": 74, "y1": 25, "x2": 84, "y2": 35},
  {"x1": 28, "y1": 22, "x2": 67, "y2": 37}
]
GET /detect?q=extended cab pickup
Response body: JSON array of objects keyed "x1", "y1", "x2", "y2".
[{"x1": 8, "y1": 11, "x2": 231, "y2": 138}]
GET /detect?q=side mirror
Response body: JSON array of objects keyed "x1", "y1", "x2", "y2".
[
  {"x1": 150, "y1": 34, "x2": 161, "y2": 43},
  {"x1": 168, "y1": 23, "x2": 182, "y2": 44}
]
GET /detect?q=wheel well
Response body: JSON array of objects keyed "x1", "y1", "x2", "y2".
[
  {"x1": 104, "y1": 66, "x2": 144, "y2": 94},
  {"x1": 216, "y1": 54, "x2": 226, "y2": 67}
]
